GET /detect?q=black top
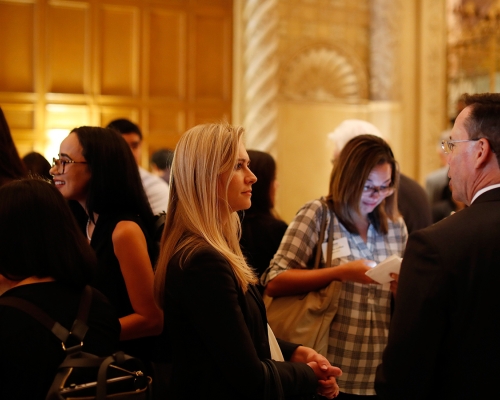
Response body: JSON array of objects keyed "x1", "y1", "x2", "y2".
[
  {"x1": 240, "y1": 213, "x2": 288, "y2": 279},
  {"x1": 89, "y1": 213, "x2": 157, "y2": 361},
  {"x1": 0, "y1": 282, "x2": 120, "y2": 400},
  {"x1": 164, "y1": 245, "x2": 318, "y2": 399}
]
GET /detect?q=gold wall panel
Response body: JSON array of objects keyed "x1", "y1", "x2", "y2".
[
  {"x1": 147, "y1": 8, "x2": 186, "y2": 98},
  {"x1": 0, "y1": 1, "x2": 35, "y2": 92},
  {"x1": 192, "y1": 11, "x2": 232, "y2": 100},
  {"x1": 148, "y1": 107, "x2": 184, "y2": 153},
  {"x1": 149, "y1": 107, "x2": 184, "y2": 133},
  {"x1": 46, "y1": 1, "x2": 89, "y2": 94},
  {"x1": 1, "y1": 0, "x2": 233, "y2": 163},
  {"x1": 100, "y1": 107, "x2": 139, "y2": 128},
  {"x1": 1, "y1": 104, "x2": 35, "y2": 130},
  {"x1": 45, "y1": 104, "x2": 90, "y2": 128},
  {"x1": 189, "y1": 108, "x2": 230, "y2": 128},
  {"x1": 99, "y1": 4, "x2": 140, "y2": 96}
]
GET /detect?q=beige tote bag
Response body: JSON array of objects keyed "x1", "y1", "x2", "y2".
[{"x1": 264, "y1": 198, "x2": 342, "y2": 357}]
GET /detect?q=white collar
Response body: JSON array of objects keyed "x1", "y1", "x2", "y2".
[{"x1": 471, "y1": 184, "x2": 500, "y2": 204}]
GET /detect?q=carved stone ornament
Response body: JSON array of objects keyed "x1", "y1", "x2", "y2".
[{"x1": 280, "y1": 45, "x2": 368, "y2": 103}]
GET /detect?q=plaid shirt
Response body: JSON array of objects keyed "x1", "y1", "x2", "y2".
[{"x1": 261, "y1": 199, "x2": 407, "y2": 395}]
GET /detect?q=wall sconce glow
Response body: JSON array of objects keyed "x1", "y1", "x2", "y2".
[{"x1": 45, "y1": 129, "x2": 70, "y2": 162}]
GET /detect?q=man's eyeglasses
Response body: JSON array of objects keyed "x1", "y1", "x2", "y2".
[
  {"x1": 52, "y1": 157, "x2": 88, "y2": 174},
  {"x1": 441, "y1": 139, "x2": 480, "y2": 154},
  {"x1": 362, "y1": 184, "x2": 394, "y2": 197}
]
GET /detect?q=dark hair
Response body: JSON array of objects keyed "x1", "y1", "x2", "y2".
[
  {"x1": 70, "y1": 126, "x2": 154, "y2": 228},
  {"x1": 106, "y1": 118, "x2": 142, "y2": 140},
  {"x1": 151, "y1": 148, "x2": 174, "y2": 170},
  {"x1": 0, "y1": 108, "x2": 27, "y2": 186},
  {"x1": 463, "y1": 93, "x2": 500, "y2": 166},
  {"x1": 0, "y1": 178, "x2": 96, "y2": 285},
  {"x1": 22, "y1": 152, "x2": 52, "y2": 182},
  {"x1": 327, "y1": 134, "x2": 400, "y2": 235},
  {"x1": 245, "y1": 150, "x2": 276, "y2": 215}
]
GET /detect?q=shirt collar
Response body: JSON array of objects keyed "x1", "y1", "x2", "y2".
[{"x1": 471, "y1": 184, "x2": 500, "y2": 204}]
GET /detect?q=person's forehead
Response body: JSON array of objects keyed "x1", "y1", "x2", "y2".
[
  {"x1": 121, "y1": 132, "x2": 141, "y2": 143},
  {"x1": 451, "y1": 107, "x2": 471, "y2": 139}
]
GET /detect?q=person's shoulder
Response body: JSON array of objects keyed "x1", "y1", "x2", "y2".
[
  {"x1": 169, "y1": 245, "x2": 237, "y2": 287},
  {"x1": 184, "y1": 245, "x2": 228, "y2": 268},
  {"x1": 139, "y1": 167, "x2": 169, "y2": 190},
  {"x1": 112, "y1": 218, "x2": 145, "y2": 240},
  {"x1": 399, "y1": 173, "x2": 426, "y2": 196},
  {"x1": 271, "y1": 216, "x2": 288, "y2": 231},
  {"x1": 295, "y1": 198, "x2": 325, "y2": 215}
]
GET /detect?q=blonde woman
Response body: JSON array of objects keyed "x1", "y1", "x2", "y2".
[{"x1": 154, "y1": 122, "x2": 342, "y2": 400}]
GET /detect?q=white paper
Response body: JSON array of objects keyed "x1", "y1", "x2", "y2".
[{"x1": 365, "y1": 254, "x2": 402, "y2": 284}]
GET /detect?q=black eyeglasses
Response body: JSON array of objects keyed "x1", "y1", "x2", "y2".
[
  {"x1": 362, "y1": 184, "x2": 394, "y2": 197},
  {"x1": 52, "y1": 157, "x2": 88, "y2": 174}
]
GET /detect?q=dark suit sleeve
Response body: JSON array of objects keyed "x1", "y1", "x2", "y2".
[
  {"x1": 276, "y1": 338, "x2": 300, "y2": 360},
  {"x1": 375, "y1": 229, "x2": 452, "y2": 400},
  {"x1": 176, "y1": 248, "x2": 317, "y2": 398}
]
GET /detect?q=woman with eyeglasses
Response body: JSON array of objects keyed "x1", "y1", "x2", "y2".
[
  {"x1": 262, "y1": 134, "x2": 408, "y2": 399},
  {"x1": 49, "y1": 127, "x2": 163, "y2": 368}
]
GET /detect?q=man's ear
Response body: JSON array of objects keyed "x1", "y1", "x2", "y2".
[{"x1": 475, "y1": 138, "x2": 493, "y2": 169}]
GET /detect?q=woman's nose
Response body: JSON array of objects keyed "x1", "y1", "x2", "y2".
[
  {"x1": 248, "y1": 171, "x2": 257, "y2": 184},
  {"x1": 49, "y1": 164, "x2": 58, "y2": 177}
]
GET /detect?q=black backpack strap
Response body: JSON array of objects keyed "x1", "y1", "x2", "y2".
[
  {"x1": 0, "y1": 285, "x2": 93, "y2": 346},
  {"x1": 70, "y1": 285, "x2": 92, "y2": 343},
  {"x1": 0, "y1": 296, "x2": 70, "y2": 343}
]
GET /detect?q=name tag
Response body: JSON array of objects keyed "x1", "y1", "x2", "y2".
[{"x1": 322, "y1": 236, "x2": 351, "y2": 262}]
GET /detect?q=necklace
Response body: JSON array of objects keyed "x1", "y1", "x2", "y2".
[{"x1": 86, "y1": 218, "x2": 92, "y2": 241}]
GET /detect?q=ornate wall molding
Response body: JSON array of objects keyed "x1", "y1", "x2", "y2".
[
  {"x1": 369, "y1": 0, "x2": 403, "y2": 101},
  {"x1": 280, "y1": 44, "x2": 368, "y2": 103},
  {"x1": 419, "y1": 0, "x2": 448, "y2": 179}
]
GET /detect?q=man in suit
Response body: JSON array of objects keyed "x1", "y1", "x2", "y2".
[{"x1": 375, "y1": 92, "x2": 500, "y2": 399}]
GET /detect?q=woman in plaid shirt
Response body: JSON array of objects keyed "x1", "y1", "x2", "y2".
[{"x1": 262, "y1": 135, "x2": 408, "y2": 399}]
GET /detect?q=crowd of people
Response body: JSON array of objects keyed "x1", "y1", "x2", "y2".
[{"x1": 1, "y1": 92, "x2": 500, "y2": 399}]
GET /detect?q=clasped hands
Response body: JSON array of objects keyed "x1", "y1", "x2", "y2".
[{"x1": 291, "y1": 346, "x2": 342, "y2": 399}]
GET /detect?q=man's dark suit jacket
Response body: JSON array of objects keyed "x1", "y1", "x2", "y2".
[
  {"x1": 163, "y1": 245, "x2": 318, "y2": 399},
  {"x1": 375, "y1": 188, "x2": 500, "y2": 399}
]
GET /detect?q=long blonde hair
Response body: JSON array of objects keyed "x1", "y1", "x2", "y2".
[{"x1": 154, "y1": 122, "x2": 257, "y2": 308}]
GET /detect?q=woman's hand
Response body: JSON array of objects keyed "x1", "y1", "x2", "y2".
[
  {"x1": 336, "y1": 259, "x2": 377, "y2": 284},
  {"x1": 291, "y1": 346, "x2": 342, "y2": 399},
  {"x1": 306, "y1": 361, "x2": 341, "y2": 398},
  {"x1": 389, "y1": 273, "x2": 399, "y2": 297},
  {"x1": 316, "y1": 374, "x2": 340, "y2": 399}
]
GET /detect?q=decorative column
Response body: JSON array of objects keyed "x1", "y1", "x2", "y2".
[
  {"x1": 418, "y1": 0, "x2": 448, "y2": 180},
  {"x1": 369, "y1": 0, "x2": 402, "y2": 101},
  {"x1": 242, "y1": 0, "x2": 279, "y2": 153}
]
